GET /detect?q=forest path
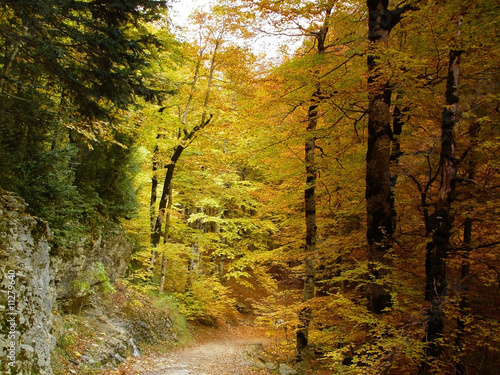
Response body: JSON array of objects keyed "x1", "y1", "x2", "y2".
[{"x1": 118, "y1": 324, "x2": 275, "y2": 375}]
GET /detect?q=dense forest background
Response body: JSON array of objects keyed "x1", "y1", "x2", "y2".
[{"x1": 1, "y1": 0, "x2": 499, "y2": 374}]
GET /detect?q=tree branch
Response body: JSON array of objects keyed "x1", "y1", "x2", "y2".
[{"x1": 389, "y1": 4, "x2": 418, "y2": 31}]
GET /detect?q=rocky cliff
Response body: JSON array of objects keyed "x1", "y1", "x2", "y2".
[
  {"x1": 0, "y1": 190, "x2": 55, "y2": 375},
  {"x1": 53, "y1": 230, "x2": 133, "y2": 313},
  {"x1": 0, "y1": 190, "x2": 143, "y2": 374}
]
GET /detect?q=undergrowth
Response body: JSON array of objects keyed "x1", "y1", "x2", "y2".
[{"x1": 51, "y1": 279, "x2": 191, "y2": 374}]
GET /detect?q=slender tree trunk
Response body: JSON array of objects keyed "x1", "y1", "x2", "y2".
[
  {"x1": 296, "y1": 89, "x2": 319, "y2": 374},
  {"x1": 390, "y1": 103, "x2": 406, "y2": 229},
  {"x1": 186, "y1": 208, "x2": 203, "y2": 291},
  {"x1": 454, "y1": 120, "x2": 478, "y2": 374},
  {"x1": 181, "y1": 48, "x2": 204, "y2": 126},
  {"x1": 421, "y1": 46, "x2": 462, "y2": 375},
  {"x1": 151, "y1": 47, "x2": 205, "y2": 279},
  {"x1": 296, "y1": 9, "x2": 332, "y2": 371},
  {"x1": 150, "y1": 41, "x2": 216, "y2": 255},
  {"x1": 218, "y1": 256, "x2": 225, "y2": 278},
  {"x1": 150, "y1": 144, "x2": 159, "y2": 230},
  {"x1": 149, "y1": 140, "x2": 161, "y2": 273},
  {"x1": 454, "y1": 216, "x2": 471, "y2": 375},
  {"x1": 150, "y1": 119, "x2": 212, "y2": 249},
  {"x1": 159, "y1": 184, "x2": 173, "y2": 293},
  {"x1": 151, "y1": 149, "x2": 182, "y2": 249}
]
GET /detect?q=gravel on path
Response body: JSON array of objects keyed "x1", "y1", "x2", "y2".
[{"x1": 116, "y1": 325, "x2": 274, "y2": 375}]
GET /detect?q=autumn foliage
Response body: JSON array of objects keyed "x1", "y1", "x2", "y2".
[
  {"x1": 1, "y1": 0, "x2": 499, "y2": 374},
  {"x1": 123, "y1": 1, "x2": 500, "y2": 374}
]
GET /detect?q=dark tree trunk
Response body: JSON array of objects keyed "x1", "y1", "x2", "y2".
[
  {"x1": 364, "y1": 0, "x2": 415, "y2": 314},
  {"x1": 296, "y1": 89, "x2": 320, "y2": 374},
  {"x1": 454, "y1": 120, "x2": 479, "y2": 375},
  {"x1": 365, "y1": 0, "x2": 413, "y2": 314},
  {"x1": 296, "y1": 10, "x2": 331, "y2": 372},
  {"x1": 421, "y1": 48, "x2": 462, "y2": 375},
  {"x1": 150, "y1": 144, "x2": 159, "y2": 230},
  {"x1": 366, "y1": 0, "x2": 393, "y2": 315},
  {"x1": 454, "y1": 217, "x2": 471, "y2": 375},
  {"x1": 151, "y1": 114, "x2": 212, "y2": 251},
  {"x1": 150, "y1": 37, "x2": 216, "y2": 287},
  {"x1": 149, "y1": 137, "x2": 162, "y2": 272},
  {"x1": 390, "y1": 103, "x2": 406, "y2": 230},
  {"x1": 151, "y1": 147, "x2": 183, "y2": 249}
]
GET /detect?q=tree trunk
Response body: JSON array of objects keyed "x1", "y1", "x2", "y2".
[
  {"x1": 454, "y1": 120, "x2": 479, "y2": 374},
  {"x1": 390, "y1": 103, "x2": 406, "y2": 231},
  {"x1": 454, "y1": 216, "x2": 471, "y2": 375},
  {"x1": 150, "y1": 144, "x2": 159, "y2": 229},
  {"x1": 150, "y1": 41, "x2": 214, "y2": 260},
  {"x1": 151, "y1": 148, "x2": 182, "y2": 249},
  {"x1": 296, "y1": 9, "x2": 332, "y2": 371},
  {"x1": 149, "y1": 139, "x2": 161, "y2": 273},
  {"x1": 150, "y1": 99, "x2": 213, "y2": 253},
  {"x1": 421, "y1": 47, "x2": 462, "y2": 375},
  {"x1": 365, "y1": 0, "x2": 413, "y2": 314},
  {"x1": 365, "y1": 0, "x2": 394, "y2": 315},
  {"x1": 159, "y1": 184, "x2": 173, "y2": 293},
  {"x1": 296, "y1": 89, "x2": 319, "y2": 374}
]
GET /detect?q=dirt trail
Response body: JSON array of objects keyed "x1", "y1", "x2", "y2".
[{"x1": 121, "y1": 326, "x2": 273, "y2": 375}]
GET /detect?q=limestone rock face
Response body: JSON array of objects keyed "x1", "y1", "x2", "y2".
[
  {"x1": 0, "y1": 190, "x2": 55, "y2": 375},
  {"x1": 53, "y1": 230, "x2": 133, "y2": 312}
]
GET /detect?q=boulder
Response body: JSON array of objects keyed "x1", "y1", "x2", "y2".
[
  {"x1": 279, "y1": 363, "x2": 297, "y2": 375},
  {"x1": 235, "y1": 301, "x2": 250, "y2": 314}
]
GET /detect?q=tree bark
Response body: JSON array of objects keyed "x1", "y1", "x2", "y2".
[
  {"x1": 454, "y1": 120, "x2": 479, "y2": 374},
  {"x1": 296, "y1": 89, "x2": 319, "y2": 374},
  {"x1": 454, "y1": 217, "x2": 471, "y2": 375},
  {"x1": 149, "y1": 137, "x2": 162, "y2": 273},
  {"x1": 159, "y1": 184, "x2": 172, "y2": 293},
  {"x1": 151, "y1": 146, "x2": 183, "y2": 249},
  {"x1": 296, "y1": 10, "x2": 330, "y2": 372},
  {"x1": 151, "y1": 113, "x2": 212, "y2": 249},
  {"x1": 150, "y1": 40, "x2": 217, "y2": 258},
  {"x1": 150, "y1": 144, "x2": 159, "y2": 230},
  {"x1": 390, "y1": 103, "x2": 406, "y2": 231},
  {"x1": 365, "y1": 0, "x2": 413, "y2": 314},
  {"x1": 366, "y1": 0, "x2": 394, "y2": 314},
  {"x1": 421, "y1": 47, "x2": 462, "y2": 375}
]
